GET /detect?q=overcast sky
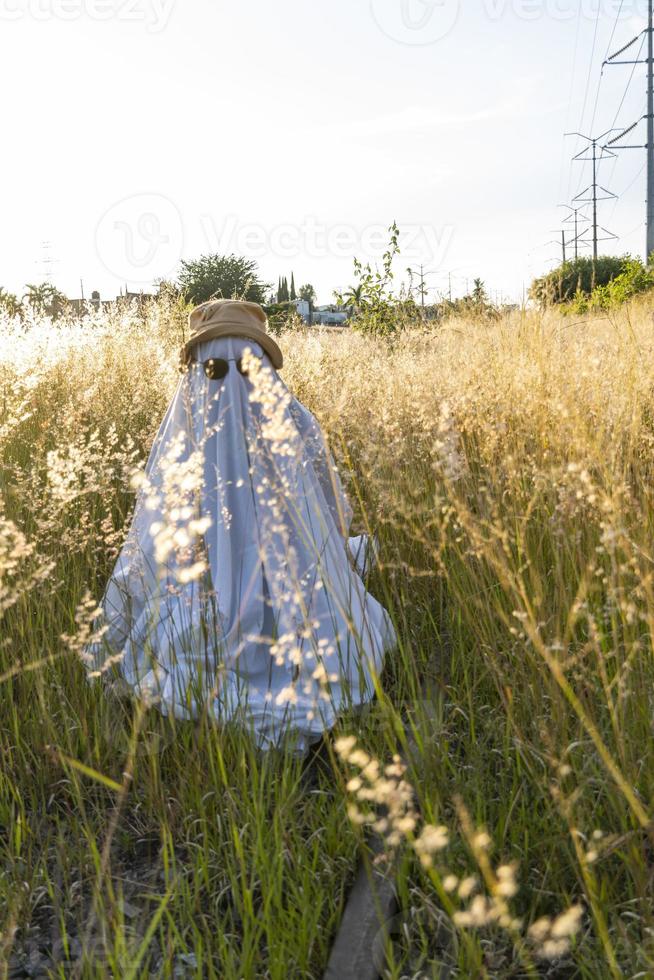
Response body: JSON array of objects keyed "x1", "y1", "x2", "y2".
[{"x1": 0, "y1": 0, "x2": 651, "y2": 304}]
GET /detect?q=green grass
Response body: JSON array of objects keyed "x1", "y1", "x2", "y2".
[{"x1": 2, "y1": 300, "x2": 654, "y2": 977}]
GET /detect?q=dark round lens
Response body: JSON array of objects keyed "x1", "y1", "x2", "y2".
[
  {"x1": 204, "y1": 358, "x2": 229, "y2": 381},
  {"x1": 236, "y1": 357, "x2": 248, "y2": 376}
]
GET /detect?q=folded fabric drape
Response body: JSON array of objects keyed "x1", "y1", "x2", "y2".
[{"x1": 85, "y1": 335, "x2": 396, "y2": 753}]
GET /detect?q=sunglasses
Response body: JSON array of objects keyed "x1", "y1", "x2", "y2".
[{"x1": 186, "y1": 355, "x2": 261, "y2": 381}]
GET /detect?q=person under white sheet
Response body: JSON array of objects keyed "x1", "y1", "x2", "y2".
[{"x1": 85, "y1": 299, "x2": 396, "y2": 753}]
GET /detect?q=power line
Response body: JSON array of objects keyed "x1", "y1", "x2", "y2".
[
  {"x1": 619, "y1": 218, "x2": 647, "y2": 239},
  {"x1": 586, "y1": 1, "x2": 626, "y2": 138},
  {"x1": 567, "y1": 130, "x2": 619, "y2": 259},
  {"x1": 602, "y1": 41, "x2": 647, "y2": 206},
  {"x1": 562, "y1": 4, "x2": 585, "y2": 203},
  {"x1": 603, "y1": 1, "x2": 654, "y2": 260},
  {"x1": 546, "y1": 230, "x2": 569, "y2": 264},
  {"x1": 571, "y1": 1, "x2": 604, "y2": 202},
  {"x1": 605, "y1": 155, "x2": 646, "y2": 232},
  {"x1": 577, "y1": 2, "x2": 603, "y2": 145},
  {"x1": 608, "y1": 36, "x2": 646, "y2": 128},
  {"x1": 572, "y1": 3, "x2": 631, "y2": 205},
  {"x1": 600, "y1": 11, "x2": 647, "y2": 225},
  {"x1": 605, "y1": 0, "x2": 626, "y2": 58},
  {"x1": 36, "y1": 241, "x2": 59, "y2": 284},
  {"x1": 559, "y1": 204, "x2": 591, "y2": 260},
  {"x1": 561, "y1": 6, "x2": 647, "y2": 261},
  {"x1": 406, "y1": 265, "x2": 438, "y2": 309},
  {"x1": 620, "y1": 160, "x2": 647, "y2": 197}
]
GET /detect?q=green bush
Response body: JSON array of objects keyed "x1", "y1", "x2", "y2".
[
  {"x1": 566, "y1": 256, "x2": 654, "y2": 313},
  {"x1": 177, "y1": 254, "x2": 270, "y2": 305},
  {"x1": 530, "y1": 255, "x2": 626, "y2": 306}
]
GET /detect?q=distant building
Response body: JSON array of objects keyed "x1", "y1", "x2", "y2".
[
  {"x1": 67, "y1": 290, "x2": 108, "y2": 315},
  {"x1": 289, "y1": 298, "x2": 351, "y2": 327},
  {"x1": 122, "y1": 289, "x2": 155, "y2": 304},
  {"x1": 67, "y1": 287, "x2": 155, "y2": 316},
  {"x1": 311, "y1": 304, "x2": 350, "y2": 327},
  {"x1": 293, "y1": 298, "x2": 311, "y2": 323}
]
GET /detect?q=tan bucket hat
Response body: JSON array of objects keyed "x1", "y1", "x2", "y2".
[{"x1": 180, "y1": 299, "x2": 284, "y2": 370}]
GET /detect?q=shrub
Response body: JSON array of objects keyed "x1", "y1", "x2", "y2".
[
  {"x1": 177, "y1": 254, "x2": 270, "y2": 305},
  {"x1": 530, "y1": 255, "x2": 626, "y2": 306},
  {"x1": 566, "y1": 256, "x2": 654, "y2": 313}
]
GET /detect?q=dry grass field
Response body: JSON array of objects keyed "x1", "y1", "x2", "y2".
[{"x1": 2, "y1": 297, "x2": 654, "y2": 977}]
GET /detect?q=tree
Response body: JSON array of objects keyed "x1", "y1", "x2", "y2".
[
  {"x1": 334, "y1": 221, "x2": 408, "y2": 336},
  {"x1": 471, "y1": 278, "x2": 488, "y2": 306},
  {"x1": 448, "y1": 278, "x2": 497, "y2": 319},
  {"x1": 22, "y1": 282, "x2": 67, "y2": 318},
  {"x1": 277, "y1": 276, "x2": 290, "y2": 304},
  {"x1": 277, "y1": 277, "x2": 289, "y2": 303},
  {"x1": 0, "y1": 288, "x2": 21, "y2": 317},
  {"x1": 177, "y1": 254, "x2": 269, "y2": 305},
  {"x1": 290, "y1": 272, "x2": 297, "y2": 301},
  {"x1": 342, "y1": 284, "x2": 365, "y2": 309},
  {"x1": 23, "y1": 282, "x2": 52, "y2": 313},
  {"x1": 299, "y1": 283, "x2": 316, "y2": 304},
  {"x1": 529, "y1": 255, "x2": 626, "y2": 307},
  {"x1": 567, "y1": 256, "x2": 654, "y2": 312}
]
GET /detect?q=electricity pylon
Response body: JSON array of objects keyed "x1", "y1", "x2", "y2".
[
  {"x1": 565, "y1": 130, "x2": 619, "y2": 259},
  {"x1": 547, "y1": 230, "x2": 568, "y2": 264},
  {"x1": 559, "y1": 204, "x2": 591, "y2": 260},
  {"x1": 406, "y1": 265, "x2": 437, "y2": 308},
  {"x1": 604, "y1": 0, "x2": 654, "y2": 262}
]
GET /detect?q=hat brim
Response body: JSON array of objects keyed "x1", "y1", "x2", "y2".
[{"x1": 181, "y1": 322, "x2": 283, "y2": 370}]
